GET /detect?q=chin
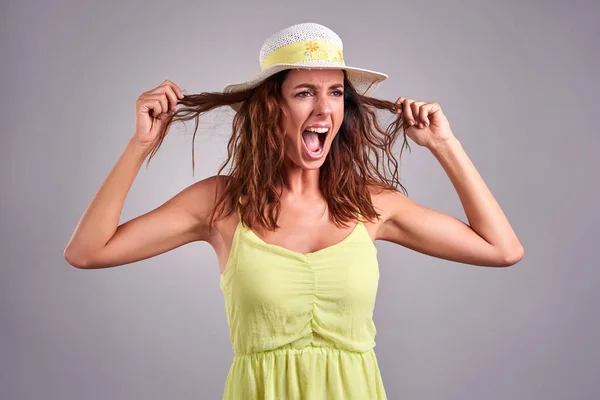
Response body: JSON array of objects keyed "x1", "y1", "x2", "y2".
[
  {"x1": 286, "y1": 148, "x2": 328, "y2": 170},
  {"x1": 301, "y1": 158, "x2": 326, "y2": 169}
]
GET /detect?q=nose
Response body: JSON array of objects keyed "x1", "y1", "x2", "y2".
[{"x1": 313, "y1": 93, "x2": 332, "y2": 117}]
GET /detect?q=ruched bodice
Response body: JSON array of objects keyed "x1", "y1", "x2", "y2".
[{"x1": 219, "y1": 211, "x2": 386, "y2": 399}]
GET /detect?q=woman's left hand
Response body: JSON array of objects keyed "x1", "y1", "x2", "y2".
[{"x1": 395, "y1": 97, "x2": 455, "y2": 149}]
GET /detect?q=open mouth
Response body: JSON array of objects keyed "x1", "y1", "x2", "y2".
[{"x1": 301, "y1": 128, "x2": 328, "y2": 158}]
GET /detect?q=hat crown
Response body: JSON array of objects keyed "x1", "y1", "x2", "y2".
[
  {"x1": 259, "y1": 23, "x2": 344, "y2": 65},
  {"x1": 222, "y1": 22, "x2": 388, "y2": 109}
]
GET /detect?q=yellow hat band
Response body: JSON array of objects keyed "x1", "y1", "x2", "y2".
[{"x1": 260, "y1": 40, "x2": 345, "y2": 70}]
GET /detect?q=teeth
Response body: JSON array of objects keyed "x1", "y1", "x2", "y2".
[{"x1": 305, "y1": 127, "x2": 329, "y2": 134}]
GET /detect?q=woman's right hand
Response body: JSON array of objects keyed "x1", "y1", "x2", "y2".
[{"x1": 132, "y1": 79, "x2": 185, "y2": 148}]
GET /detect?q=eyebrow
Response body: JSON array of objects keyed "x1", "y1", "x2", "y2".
[{"x1": 292, "y1": 83, "x2": 344, "y2": 90}]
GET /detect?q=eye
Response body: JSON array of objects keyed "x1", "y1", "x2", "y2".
[
  {"x1": 295, "y1": 90, "x2": 312, "y2": 97},
  {"x1": 332, "y1": 90, "x2": 344, "y2": 97}
]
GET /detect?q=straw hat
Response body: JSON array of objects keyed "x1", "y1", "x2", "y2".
[{"x1": 223, "y1": 22, "x2": 388, "y2": 110}]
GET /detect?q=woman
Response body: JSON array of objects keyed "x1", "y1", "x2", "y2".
[{"x1": 64, "y1": 23, "x2": 523, "y2": 399}]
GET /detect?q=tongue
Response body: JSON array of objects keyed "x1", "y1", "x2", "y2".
[{"x1": 303, "y1": 131, "x2": 320, "y2": 152}]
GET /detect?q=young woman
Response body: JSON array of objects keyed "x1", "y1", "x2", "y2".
[{"x1": 64, "y1": 22, "x2": 523, "y2": 399}]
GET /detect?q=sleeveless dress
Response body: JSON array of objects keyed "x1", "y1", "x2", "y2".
[{"x1": 219, "y1": 206, "x2": 387, "y2": 399}]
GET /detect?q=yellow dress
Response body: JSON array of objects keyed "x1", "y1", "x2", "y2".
[{"x1": 219, "y1": 208, "x2": 387, "y2": 399}]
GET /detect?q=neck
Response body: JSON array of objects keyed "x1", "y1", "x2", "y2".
[{"x1": 280, "y1": 158, "x2": 322, "y2": 199}]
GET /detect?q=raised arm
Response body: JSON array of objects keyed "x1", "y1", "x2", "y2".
[
  {"x1": 63, "y1": 79, "x2": 221, "y2": 269},
  {"x1": 64, "y1": 168, "x2": 220, "y2": 269},
  {"x1": 377, "y1": 96, "x2": 523, "y2": 267}
]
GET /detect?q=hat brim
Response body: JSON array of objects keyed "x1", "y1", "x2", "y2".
[{"x1": 223, "y1": 64, "x2": 388, "y2": 111}]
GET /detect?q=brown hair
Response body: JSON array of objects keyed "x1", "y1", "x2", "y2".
[{"x1": 147, "y1": 70, "x2": 411, "y2": 231}]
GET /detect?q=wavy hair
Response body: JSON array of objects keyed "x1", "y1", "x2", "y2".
[{"x1": 146, "y1": 70, "x2": 411, "y2": 231}]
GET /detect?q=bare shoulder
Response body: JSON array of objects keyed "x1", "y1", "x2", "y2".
[
  {"x1": 365, "y1": 184, "x2": 407, "y2": 223},
  {"x1": 184, "y1": 174, "x2": 231, "y2": 219},
  {"x1": 65, "y1": 174, "x2": 233, "y2": 269},
  {"x1": 183, "y1": 174, "x2": 236, "y2": 237}
]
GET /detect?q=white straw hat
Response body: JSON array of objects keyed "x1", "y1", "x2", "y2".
[{"x1": 223, "y1": 22, "x2": 388, "y2": 110}]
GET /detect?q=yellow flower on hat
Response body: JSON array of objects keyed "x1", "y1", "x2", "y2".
[{"x1": 305, "y1": 41, "x2": 319, "y2": 52}]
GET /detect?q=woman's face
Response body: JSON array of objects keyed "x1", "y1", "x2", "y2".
[{"x1": 279, "y1": 69, "x2": 345, "y2": 168}]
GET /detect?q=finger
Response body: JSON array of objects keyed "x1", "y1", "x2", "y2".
[
  {"x1": 395, "y1": 97, "x2": 405, "y2": 115},
  {"x1": 422, "y1": 102, "x2": 441, "y2": 125},
  {"x1": 153, "y1": 80, "x2": 183, "y2": 101},
  {"x1": 410, "y1": 101, "x2": 420, "y2": 127},
  {"x1": 148, "y1": 94, "x2": 167, "y2": 117},
  {"x1": 172, "y1": 84, "x2": 185, "y2": 99},
  {"x1": 418, "y1": 103, "x2": 430, "y2": 127},
  {"x1": 403, "y1": 98, "x2": 415, "y2": 126},
  {"x1": 163, "y1": 79, "x2": 185, "y2": 99},
  {"x1": 157, "y1": 93, "x2": 169, "y2": 116},
  {"x1": 411, "y1": 101, "x2": 426, "y2": 128},
  {"x1": 163, "y1": 86, "x2": 179, "y2": 112},
  {"x1": 153, "y1": 84, "x2": 179, "y2": 112},
  {"x1": 142, "y1": 97, "x2": 162, "y2": 118}
]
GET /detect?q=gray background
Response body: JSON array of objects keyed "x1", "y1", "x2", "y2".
[{"x1": 1, "y1": 0, "x2": 598, "y2": 399}]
